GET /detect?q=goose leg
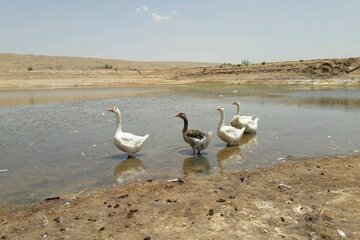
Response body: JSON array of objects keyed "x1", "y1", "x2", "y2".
[
  {"x1": 197, "y1": 150, "x2": 201, "y2": 155},
  {"x1": 192, "y1": 148, "x2": 196, "y2": 156}
]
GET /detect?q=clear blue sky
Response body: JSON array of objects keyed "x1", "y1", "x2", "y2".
[{"x1": 1, "y1": 0, "x2": 359, "y2": 63}]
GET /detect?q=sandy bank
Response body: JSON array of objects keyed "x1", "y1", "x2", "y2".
[{"x1": 1, "y1": 155, "x2": 359, "y2": 239}]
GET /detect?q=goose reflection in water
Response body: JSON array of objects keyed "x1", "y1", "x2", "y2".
[
  {"x1": 114, "y1": 157, "x2": 146, "y2": 183},
  {"x1": 240, "y1": 134, "x2": 257, "y2": 147},
  {"x1": 217, "y1": 146, "x2": 243, "y2": 175},
  {"x1": 182, "y1": 155, "x2": 211, "y2": 176}
]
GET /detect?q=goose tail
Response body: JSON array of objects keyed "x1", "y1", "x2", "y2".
[{"x1": 143, "y1": 134, "x2": 150, "y2": 141}]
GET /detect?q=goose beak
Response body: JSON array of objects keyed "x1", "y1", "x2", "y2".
[
  {"x1": 107, "y1": 107, "x2": 114, "y2": 112},
  {"x1": 175, "y1": 113, "x2": 180, "y2": 117},
  {"x1": 216, "y1": 106, "x2": 221, "y2": 111}
]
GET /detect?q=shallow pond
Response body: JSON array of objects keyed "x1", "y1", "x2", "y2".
[{"x1": 0, "y1": 85, "x2": 359, "y2": 204}]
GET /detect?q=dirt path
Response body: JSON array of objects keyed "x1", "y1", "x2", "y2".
[{"x1": 1, "y1": 155, "x2": 359, "y2": 240}]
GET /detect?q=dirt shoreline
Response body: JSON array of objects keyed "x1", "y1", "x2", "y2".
[{"x1": 1, "y1": 154, "x2": 359, "y2": 239}]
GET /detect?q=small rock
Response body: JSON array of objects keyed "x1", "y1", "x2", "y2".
[
  {"x1": 45, "y1": 196, "x2": 60, "y2": 201},
  {"x1": 278, "y1": 183, "x2": 292, "y2": 191},
  {"x1": 53, "y1": 217, "x2": 61, "y2": 224},
  {"x1": 337, "y1": 229, "x2": 346, "y2": 238},
  {"x1": 119, "y1": 194, "x2": 128, "y2": 199},
  {"x1": 113, "y1": 204, "x2": 120, "y2": 208},
  {"x1": 216, "y1": 199, "x2": 226, "y2": 203},
  {"x1": 127, "y1": 209, "x2": 138, "y2": 219},
  {"x1": 167, "y1": 178, "x2": 179, "y2": 182},
  {"x1": 208, "y1": 209, "x2": 214, "y2": 215},
  {"x1": 98, "y1": 226, "x2": 105, "y2": 231},
  {"x1": 144, "y1": 236, "x2": 151, "y2": 240}
]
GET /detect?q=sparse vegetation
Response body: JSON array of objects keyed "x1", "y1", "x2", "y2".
[
  {"x1": 236, "y1": 64, "x2": 241, "y2": 67},
  {"x1": 104, "y1": 64, "x2": 113, "y2": 69},
  {"x1": 27, "y1": 66, "x2": 33, "y2": 71},
  {"x1": 261, "y1": 61, "x2": 266, "y2": 65},
  {"x1": 241, "y1": 59, "x2": 250, "y2": 66},
  {"x1": 219, "y1": 63, "x2": 233, "y2": 68},
  {"x1": 300, "y1": 59, "x2": 304, "y2": 62}
]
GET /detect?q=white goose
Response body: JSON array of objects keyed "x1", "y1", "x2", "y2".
[
  {"x1": 230, "y1": 101, "x2": 259, "y2": 134},
  {"x1": 108, "y1": 106, "x2": 149, "y2": 157},
  {"x1": 217, "y1": 106, "x2": 245, "y2": 146}
]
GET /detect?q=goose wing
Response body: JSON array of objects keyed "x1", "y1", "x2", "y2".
[
  {"x1": 185, "y1": 129, "x2": 206, "y2": 141},
  {"x1": 222, "y1": 126, "x2": 243, "y2": 139}
]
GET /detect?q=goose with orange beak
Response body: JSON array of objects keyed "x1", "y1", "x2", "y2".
[{"x1": 108, "y1": 106, "x2": 149, "y2": 158}]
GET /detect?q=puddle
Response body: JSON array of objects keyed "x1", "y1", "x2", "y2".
[{"x1": 0, "y1": 85, "x2": 359, "y2": 204}]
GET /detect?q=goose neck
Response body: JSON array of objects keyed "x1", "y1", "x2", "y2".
[
  {"x1": 236, "y1": 104, "x2": 240, "y2": 115},
  {"x1": 115, "y1": 111, "x2": 122, "y2": 133},
  {"x1": 218, "y1": 110, "x2": 225, "y2": 131},
  {"x1": 182, "y1": 117, "x2": 188, "y2": 134}
]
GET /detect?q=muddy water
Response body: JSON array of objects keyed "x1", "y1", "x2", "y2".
[{"x1": 0, "y1": 85, "x2": 359, "y2": 204}]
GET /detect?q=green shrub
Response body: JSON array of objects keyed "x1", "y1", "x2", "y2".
[
  {"x1": 261, "y1": 61, "x2": 266, "y2": 65},
  {"x1": 104, "y1": 64, "x2": 113, "y2": 69},
  {"x1": 27, "y1": 66, "x2": 33, "y2": 71},
  {"x1": 299, "y1": 59, "x2": 304, "y2": 62}
]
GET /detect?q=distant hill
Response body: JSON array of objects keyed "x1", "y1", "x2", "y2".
[
  {"x1": 0, "y1": 53, "x2": 218, "y2": 70},
  {"x1": 0, "y1": 53, "x2": 358, "y2": 89}
]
